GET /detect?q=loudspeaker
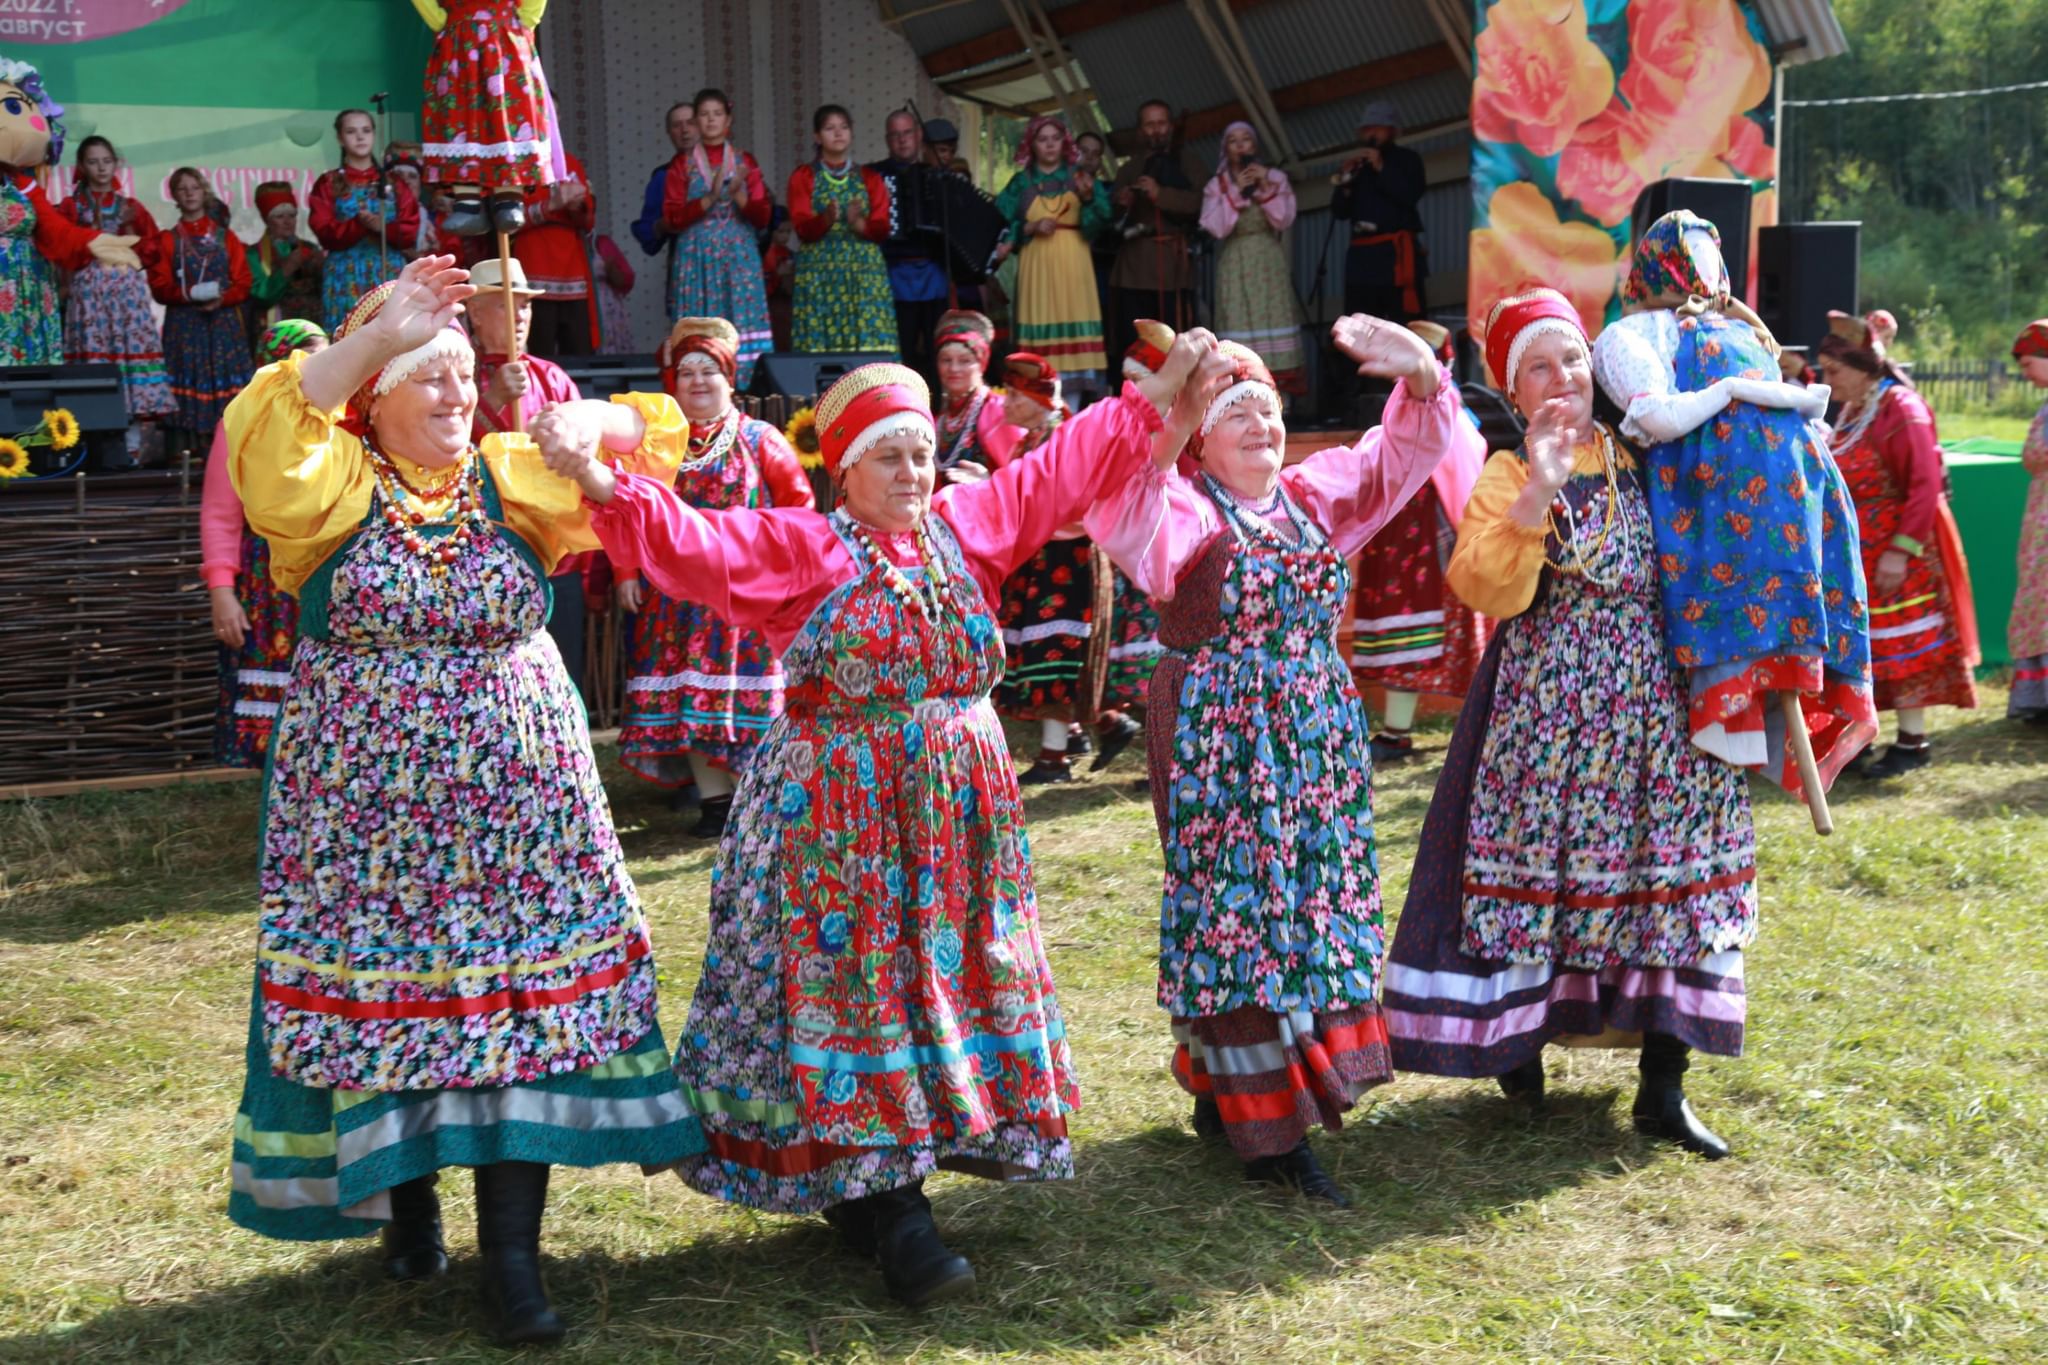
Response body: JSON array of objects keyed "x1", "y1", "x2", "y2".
[
  {"x1": 1631, "y1": 178, "x2": 1753, "y2": 297},
  {"x1": 1757, "y1": 222, "x2": 1861, "y2": 354},
  {"x1": 0, "y1": 363, "x2": 128, "y2": 474},
  {"x1": 748, "y1": 351, "x2": 876, "y2": 401},
  {"x1": 558, "y1": 352, "x2": 663, "y2": 399}
]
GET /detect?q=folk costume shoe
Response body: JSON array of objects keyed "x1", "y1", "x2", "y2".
[
  {"x1": 474, "y1": 1161, "x2": 567, "y2": 1345},
  {"x1": 1632, "y1": 1033, "x2": 1731, "y2": 1161},
  {"x1": 1019, "y1": 754, "x2": 1074, "y2": 786},
  {"x1": 871, "y1": 1180, "x2": 976, "y2": 1308},
  {"x1": 488, "y1": 192, "x2": 528, "y2": 235},
  {"x1": 1244, "y1": 1138, "x2": 1351, "y2": 1208},
  {"x1": 1495, "y1": 1055, "x2": 1547, "y2": 1113},
  {"x1": 1865, "y1": 737, "x2": 1932, "y2": 780},
  {"x1": 691, "y1": 794, "x2": 732, "y2": 839},
  {"x1": 1368, "y1": 731, "x2": 1417, "y2": 764},
  {"x1": 1191, "y1": 1096, "x2": 1227, "y2": 1141},
  {"x1": 381, "y1": 1173, "x2": 449, "y2": 1281},
  {"x1": 1091, "y1": 712, "x2": 1142, "y2": 771},
  {"x1": 441, "y1": 195, "x2": 491, "y2": 238}
]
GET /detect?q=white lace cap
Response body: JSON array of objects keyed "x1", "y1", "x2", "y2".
[{"x1": 839, "y1": 414, "x2": 937, "y2": 477}]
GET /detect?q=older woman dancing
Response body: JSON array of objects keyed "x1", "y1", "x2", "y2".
[{"x1": 542, "y1": 327, "x2": 1226, "y2": 1305}]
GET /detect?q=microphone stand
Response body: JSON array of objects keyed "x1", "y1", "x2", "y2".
[{"x1": 370, "y1": 90, "x2": 391, "y2": 277}]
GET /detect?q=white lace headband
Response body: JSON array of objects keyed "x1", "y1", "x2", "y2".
[
  {"x1": 839, "y1": 414, "x2": 937, "y2": 477},
  {"x1": 1199, "y1": 378, "x2": 1274, "y2": 437},
  {"x1": 371, "y1": 328, "x2": 472, "y2": 399},
  {"x1": 1502, "y1": 317, "x2": 1585, "y2": 393}
]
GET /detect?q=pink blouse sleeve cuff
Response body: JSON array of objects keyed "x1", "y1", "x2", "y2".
[
  {"x1": 1285, "y1": 367, "x2": 1466, "y2": 559},
  {"x1": 198, "y1": 428, "x2": 244, "y2": 588}
]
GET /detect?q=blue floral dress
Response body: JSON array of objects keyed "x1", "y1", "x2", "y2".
[
  {"x1": 669, "y1": 153, "x2": 774, "y2": 386},
  {"x1": 1143, "y1": 479, "x2": 1392, "y2": 1159}
]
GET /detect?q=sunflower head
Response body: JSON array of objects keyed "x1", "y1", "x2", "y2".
[
  {"x1": 0, "y1": 439, "x2": 30, "y2": 479},
  {"x1": 42, "y1": 408, "x2": 80, "y2": 451},
  {"x1": 784, "y1": 405, "x2": 822, "y2": 471}
]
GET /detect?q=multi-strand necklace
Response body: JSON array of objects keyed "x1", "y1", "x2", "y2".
[
  {"x1": 936, "y1": 387, "x2": 989, "y2": 465},
  {"x1": 677, "y1": 407, "x2": 740, "y2": 474},
  {"x1": 1543, "y1": 426, "x2": 1631, "y2": 588},
  {"x1": 367, "y1": 439, "x2": 486, "y2": 572},
  {"x1": 845, "y1": 514, "x2": 952, "y2": 622},
  {"x1": 1205, "y1": 472, "x2": 1305, "y2": 547}
]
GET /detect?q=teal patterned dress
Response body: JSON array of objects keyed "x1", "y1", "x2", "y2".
[{"x1": 788, "y1": 160, "x2": 897, "y2": 356}]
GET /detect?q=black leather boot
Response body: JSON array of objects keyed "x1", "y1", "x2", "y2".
[
  {"x1": 1496, "y1": 1055, "x2": 1547, "y2": 1112},
  {"x1": 822, "y1": 1192, "x2": 879, "y2": 1258},
  {"x1": 871, "y1": 1180, "x2": 975, "y2": 1308},
  {"x1": 474, "y1": 1161, "x2": 567, "y2": 1345},
  {"x1": 1632, "y1": 1033, "x2": 1730, "y2": 1160},
  {"x1": 381, "y1": 1173, "x2": 448, "y2": 1281},
  {"x1": 1243, "y1": 1138, "x2": 1351, "y2": 1208},
  {"x1": 691, "y1": 794, "x2": 732, "y2": 839},
  {"x1": 1191, "y1": 1096, "x2": 1226, "y2": 1141}
]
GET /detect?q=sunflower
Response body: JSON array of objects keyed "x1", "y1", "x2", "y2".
[
  {"x1": 41, "y1": 408, "x2": 80, "y2": 451},
  {"x1": 784, "y1": 405, "x2": 823, "y2": 471},
  {"x1": 0, "y1": 439, "x2": 29, "y2": 480}
]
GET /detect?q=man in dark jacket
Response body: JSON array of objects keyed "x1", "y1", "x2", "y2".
[
  {"x1": 1107, "y1": 99, "x2": 1207, "y2": 363},
  {"x1": 869, "y1": 109, "x2": 952, "y2": 380},
  {"x1": 1331, "y1": 100, "x2": 1428, "y2": 323}
]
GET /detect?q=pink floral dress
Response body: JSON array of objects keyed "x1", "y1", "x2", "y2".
[{"x1": 2008, "y1": 399, "x2": 2048, "y2": 719}]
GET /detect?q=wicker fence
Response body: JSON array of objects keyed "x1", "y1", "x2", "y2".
[
  {"x1": 0, "y1": 396, "x2": 827, "y2": 790},
  {"x1": 0, "y1": 462, "x2": 216, "y2": 787}
]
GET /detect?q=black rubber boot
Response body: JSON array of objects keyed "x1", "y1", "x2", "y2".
[
  {"x1": 1191, "y1": 1096, "x2": 1226, "y2": 1141},
  {"x1": 691, "y1": 794, "x2": 732, "y2": 839},
  {"x1": 381, "y1": 1173, "x2": 449, "y2": 1281},
  {"x1": 1495, "y1": 1055, "x2": 1546, "y2": 1112},
  {"x1": 1632, "y1": 1033, "x2": 1730, "y2": 1160},
  {"x1": 822, "y1": 1192, "x2": 879, "y2": 1258},
  {"x1": 1866, "y1": 738, "x2": 1932, "y2": 779},
  {"x1": 1091, "y1": 713, "x2": 1141, "y2": 771},
  {"x1": 1243, "y1": 1138, "x2": 1350, "y2": 1208},
  {"x1": 871, "y1": 1180, "x2": 976, "y2": 1308},
  {"x1": 474, "y1": 1161, "x2": 567, "y2": 1345},
  {"x1": 441, "y1": 195, "x2": 490, "y2": 238},
  {"x1": 488, "y1": 192, "x2": 528, "y2": 235}
]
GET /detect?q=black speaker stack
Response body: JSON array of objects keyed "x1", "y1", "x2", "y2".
[{"x1": 1756, "y1": 221, "x2": 1861, "y2": 353}]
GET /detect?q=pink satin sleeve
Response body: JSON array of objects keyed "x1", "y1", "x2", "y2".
[
  {"x1": 1281, "y1": 369, "x2": 1478, "y2": 558},
  {"x1": 975, "y1": 398, "x2": 1024, "y2": 471},
  {"x1": 199, "y1": 425, "x2": 245, "y2": 589},
  {"x1": 933, "y1": 382, "x2": 1164, "y2": 605},
  {"x1": 587, "y1": 473, "x2": 855, "y2": 655},
  {"x1": 1081, "y1": 462, "x2": 1224, "y2": 601}
]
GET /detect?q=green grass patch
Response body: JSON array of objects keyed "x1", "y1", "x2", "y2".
[{"x1": 3, "y1": 693, "x2": 2046, "y2": 1361}]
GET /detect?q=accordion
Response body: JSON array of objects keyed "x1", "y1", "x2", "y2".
[{"x1": 878, "y1": 164, "x2": 1008, "y2": 284}]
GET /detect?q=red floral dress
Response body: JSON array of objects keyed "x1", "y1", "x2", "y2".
[
  {"x1": 419, "y1": 0, "x2": 555, "y2": 192},
  {"x1": 1348, "y1": 484, "x2": 1491, "y2": 697}
]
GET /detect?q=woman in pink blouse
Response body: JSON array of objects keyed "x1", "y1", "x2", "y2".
[
  {"x1": 201, "y1": 319, "x2": 328, "y2": 767},
  {"x1": 1082, "y1": 318, "x2": 1480, "y2": 1204},
  {"x1": 1199, "y1": 121, "x2": 1304, "y2": 391},
  {"x1": 537, "y1": 335, "x2": 1225, "y2": 1307}
]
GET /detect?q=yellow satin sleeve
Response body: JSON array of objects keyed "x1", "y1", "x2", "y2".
[
  {"x1": 411, "y1": 0, "x2": 447, "y2": 31},
  {"x1": 1446, "y1": 450, "x2": 1551, "y2": 622},
  {"x1": 223, "y1": 354, "x2": 379, "y2": 596},
  {"x1": 224, "y1": 357, "x2": 687, "y2": 592},
  {"x1": 520, "y1": 0, "x2": 547, "y2": 27},
  {"x1": 483, "y1": 391, "x2": 687, "y2": 572}
]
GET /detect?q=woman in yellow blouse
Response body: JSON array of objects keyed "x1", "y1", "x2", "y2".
[
  {"x1": 1382, "y1": 289, "x2": 1758, "y2": 1162},
  {"x1": 221, "y1": 256, "x2": 701, "y2": 1346}
]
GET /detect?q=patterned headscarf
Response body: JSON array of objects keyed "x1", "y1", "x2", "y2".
[
  {"x1": 1014, "y1": 115, "x2": 1079, "y2": 167},
  {"x1": 660, "y1": 316, "x2": 739, "y2": 390},
  {"x1": 1002, "y1": 352, "x2": 1061, "y2": 406},
  {"x1": 934, "y1": 309, "x2": 994, "y2": 368},
  {"x1": 2012, "y1": 319, "x2": 2048, "y2": 363},
  {"x1": 0, "y1": 56, "x2": 66, "y2": 165},
  {"x1": 1623, "y1": 208, "x2": 1778, "y2": 355},
  {"x1": 255, "y1": 319, "x2": 327, "y2": 365}
]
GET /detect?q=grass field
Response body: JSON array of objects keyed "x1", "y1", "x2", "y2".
[{"x1": 3, "y1": 690, "x2": 2046, "y2": 1363}]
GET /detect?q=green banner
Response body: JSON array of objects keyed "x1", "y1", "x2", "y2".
[{"x1": 4, "y1": 0, "x2": 432, "y2": 234}]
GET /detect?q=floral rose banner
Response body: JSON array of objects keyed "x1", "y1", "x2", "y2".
[{"x1": 1466, "y1": 0, "x2": 1779, "y2": 348}]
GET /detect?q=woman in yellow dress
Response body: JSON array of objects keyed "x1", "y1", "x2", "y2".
[{"x1": 995, "y1": 115, "x2": 1110, "y2": 382}]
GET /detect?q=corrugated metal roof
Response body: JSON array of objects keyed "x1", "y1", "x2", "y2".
[
  {"x1": 1068, "y1": 8, "x2": 1240, "y2": 124},
  {"x1": 1749, "y1": 0, "x2": 1849, "y2": 66},
  {"x1": 1238, "y1": 0, "x2": 1445, "y2": 88}
]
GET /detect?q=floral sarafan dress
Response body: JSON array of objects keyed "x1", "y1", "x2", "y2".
[
  {"x1": 1084, "y1": 371, "x2": 1482, "y2": 1161},
  {"x1": 587, "y1": 384, "x2": 1166, "y2": 1213},
  {"x1": 219, "y1": 357, "x2": 702, "y2": 1240},
  {"x1": 1384, "y1": 432, "x2": 1758, "y2": 1079}
]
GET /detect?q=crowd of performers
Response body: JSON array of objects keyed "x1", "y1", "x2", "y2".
[{"x1": 8, "y1": 22, "x2": 2048, "y2": 1355}]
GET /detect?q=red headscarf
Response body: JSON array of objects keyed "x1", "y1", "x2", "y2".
[
  {"x1": 1014, "y1": 115, "x2": 1079, "y2": 167},
  {"x1": 2013, "y1": 319, "x2": 2048, "y2": 362},
  {"x1": 814, "y1": 363, "x2": 935, "y2": 483},
  {"x1": 660, "y1": 316, "x2": 739, "y2": 393},
  {"x1": 1002, "y1": 352, "x2": 1060, "y2": 405},
  {"x1": 934, "y1": 309, "x2": 994, "y2": 369}
]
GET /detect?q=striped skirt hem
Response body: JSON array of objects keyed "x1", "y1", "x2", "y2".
[
  {"x1": 1171, "y1": 1004, "x2": 1391, "y2": 1160},
  {"x1": 1382, "y1": 950, "x2": 1746, "y2": 1079},
  {"x1": 229, "y1": 992, "x2": 702, "y2": 1241}
]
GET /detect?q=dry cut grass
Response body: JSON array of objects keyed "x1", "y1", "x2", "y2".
[{"x1": 2, "y1": 690, "x2": 2046, "y2": 1363}]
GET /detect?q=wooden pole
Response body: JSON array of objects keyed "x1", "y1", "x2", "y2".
[
  {"x1": 1780, "y1": 691, "x2": 1833, "y2": 836},
  {"x1": 496, "y1": 228, "x2": 525, "y2": 434}
]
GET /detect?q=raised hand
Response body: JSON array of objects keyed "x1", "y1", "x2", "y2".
[
  {"x1": 370, "y1": 255, "x2": 476, "y2": 353},
  {"x1": 1523, "y1": 396, "x2": 1582, "y2": 495},
  {"x1": 1332, "y1": 313, "x2": 1439, "y2": 398},
  {"x1": 88, "y1": 233, "x2": 143, "y2": 271},
  {"x1": 531, "y1": 402, "x2": 616, "y2": 504}
]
